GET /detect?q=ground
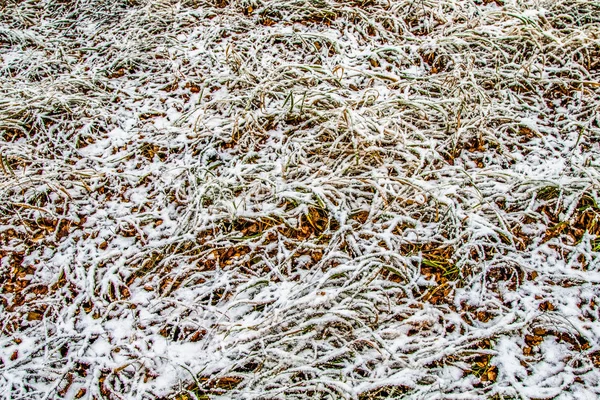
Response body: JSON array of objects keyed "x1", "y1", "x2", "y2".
[{"x1": 1, "y1": 0, "x2": 600, "y2": 398}]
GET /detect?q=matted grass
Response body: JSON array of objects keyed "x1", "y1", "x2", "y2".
[{"x1": 1, "y1": 0, "x2": 600, "y2": 398}]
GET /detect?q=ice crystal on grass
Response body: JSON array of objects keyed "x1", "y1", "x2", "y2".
[{"x1": 1, "y1": 0, "x2": 600, "y2": 398}]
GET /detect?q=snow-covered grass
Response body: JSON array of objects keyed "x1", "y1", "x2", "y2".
[{"x1": 1, "y1": 0, "x2": 600, "y2": 398}]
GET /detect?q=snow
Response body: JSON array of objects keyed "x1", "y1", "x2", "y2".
[{"x1": 1, "y1": 0, "x2": 600, "y2": 399}]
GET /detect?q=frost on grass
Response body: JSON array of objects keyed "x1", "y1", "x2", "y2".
[{"x1": 1, "y1": 0, "x2": 600, "y2": 398}]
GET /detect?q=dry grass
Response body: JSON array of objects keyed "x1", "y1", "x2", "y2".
[{"x1": 1, "y1": 0, "x2": 600, "y2": 399}]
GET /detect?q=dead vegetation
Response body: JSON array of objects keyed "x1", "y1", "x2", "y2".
[{"x1": 1, "y1": 0, "x2": 600, "y2": 399}]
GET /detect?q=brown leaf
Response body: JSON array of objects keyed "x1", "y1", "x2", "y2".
[
  {"x1": 539, "y1": 301, "x2": 555, "y2": 311},
  {"x1": 27, "y1": 311, "x2": 43, "y2": 321},
  {"x1": 533, "y1": 327, "x2": 547, "y2": 336},
  {"x1": 486, "y1": 366, "x2": 498, "y2": 382},
  {"x1": 525, "y1": 334, "x2": 543, "y2": 347}
]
